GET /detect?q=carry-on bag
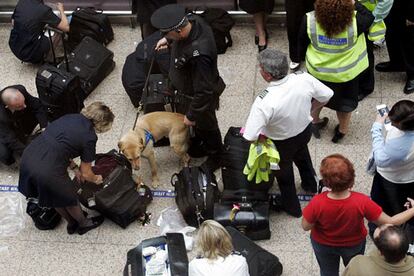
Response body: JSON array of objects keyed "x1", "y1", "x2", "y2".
[
  {"x1": 59, "y1": 36, "x2": 115, "y2": 96},
  {"x1": 36, "y1": 27, "x2": 84, "y2": 121},
  {"x1": 171, "y1": 164, "x2": 219, "y2": 227},
  {"x1": 214, "y1": 191, "x2": 271, "y2": 240},
  {"x1": 74, "y1": 153, "x2": 152, "y2": 228},
  {"x1": 68, "y1": 7, "x2": 114, "y2": 48},
  {"x1": 226, "y1": 227, "x2": 283, "y2": 276},
  {"x1": 124, "y1": 233, "x2": 188, "y2": 276},
  {"x1": 221, "y1": 127, "x2": 274, "y2": 192},
  {"x1": 26, "y1": 198, "x2": 61, "y2": 230}
]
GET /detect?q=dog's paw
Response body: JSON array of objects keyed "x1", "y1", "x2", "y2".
[{"x1": 151, "y1": 179, "x2": 160, "y2": 189}]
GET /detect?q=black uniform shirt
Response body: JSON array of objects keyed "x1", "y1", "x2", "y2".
[
  {"x1": 0, "y1": 85, "x2": 48, "y2": 145},
  {"x1": 9, "y1": 0, "x2": 61, "y2": 62}
]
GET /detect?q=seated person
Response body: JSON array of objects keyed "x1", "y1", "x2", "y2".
[
  {"x1": 0, "y1": 85, "x2": 48, "y2": 166},
  {"x1": 343, "y1": 224, "x2": 414, "y2": 276},
  {"x1": 189, "y1": 220, "x2": 250, "y2": 276},
  {"x1": 9, "y1": 0, "x2": 69, "y2": 64}
]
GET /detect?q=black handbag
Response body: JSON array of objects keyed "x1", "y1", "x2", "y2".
[
  {"x1": 214, "y1": 191, "x2": 271, "y2": 240},
  {"x1": 227, "y1": 227, "x2": 283, "y2": 276},
  {"x1": 124, "y1": 233, "x2": 188, "y2": 276},
  {"x1": 171, "y1": 164, "x2": 219, "y2": 227},
  {"x1": 26, "y1": 198, "x2": 61, "y2": 230}
]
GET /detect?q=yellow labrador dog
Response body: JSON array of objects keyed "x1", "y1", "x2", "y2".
[{"x1": 118, "y1": 112, "x2": 190, "y2": 188}]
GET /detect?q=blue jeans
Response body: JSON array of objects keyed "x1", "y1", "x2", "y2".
[{"x1": 311, "y1": 237, "x2": 366, "y2": 276}]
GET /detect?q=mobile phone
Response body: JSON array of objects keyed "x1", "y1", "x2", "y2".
[{"x1": 376, "y1": 104, "x2": 391, "y2": 126}]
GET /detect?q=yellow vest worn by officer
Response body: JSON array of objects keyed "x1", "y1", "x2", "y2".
[
  {"x1": 243, "y1": 138, "x2": 280, "y2": 184},
  {"x1": 305, "y1": 11, "x2": 369, "y2": 83},
  {"x1": 359, "y1": 0, "x2": 387, "y2": 41}
]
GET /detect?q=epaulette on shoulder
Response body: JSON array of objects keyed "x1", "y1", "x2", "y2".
[
  {"x1": 258, "y1": 89, "x2": 269, "y2": 99},
  {"x1": 294, "y1": 70, "x2": 304, "y2": 74},
  {"x1": 232, "y1": 251, "x2": 242, "y2": 256}
]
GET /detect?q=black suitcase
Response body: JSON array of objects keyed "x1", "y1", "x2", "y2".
[
  {"x1": 124, "y1": 233, "x2": 188, "y2": 276},
  {"x1": 226, "y1": 227, "x2": 283, "y2": 276},
  {"x1": 26, "y1": 198, "x2": 61, "y2": 230},
  {"x1": 60, "y1": 36, "x2": 115, "y2": 97},
  {"x1": 75, "y1": 166, "x2": 153, "y2": 228},
  {"x1": 122, "y1": 32, "x2": 170, "y2": 108},
  {"x1": 141, "y1": 74, "x2": 174, "y2": 114},
  {"x1": 221, "y1": 127, "x2": 274, "y2": 191},
  {"x1": 68, "y1": 7, "x2": 114, "y2": 48},
  {"x1": 214, "y1": 191, "x2": 271, "y2": 240},
  {"x1": 36, "y1": 27, "x2": 84, "y2": 121},
  {"x1": 171, "y1": 164, "x2": 219, "y2": 227}
]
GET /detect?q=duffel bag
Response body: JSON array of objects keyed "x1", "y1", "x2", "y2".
[
  {"x1": 171, "y1": 164, "x2": 219, "y2": 227},
  {"x1": 226, "y1": 226, "x2": 283, "y2": 276}
]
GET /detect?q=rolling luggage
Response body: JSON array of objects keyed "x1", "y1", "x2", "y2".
[
  {"x1": 74, "y1": 150, "x2": 152, "y2": 228},
  {"x1": 221, "y1": 127, "x2": 274, "y2": 192},
  {"x1": 36, "y1": 27, "x2": 84, "y2": 121},
  {"x1": 214, "y1": 191, "x2": 271, "y2": 240},
  {"x1": 68, "y1": 7, "x2": 114, "y2": 48},
  {"x1": 59, "y1": 36, "x2": 115, "y2": 97},
  {"x1": 171, "y1": 164, "x2": 219, "y2": 227},
  {"x1": 226, "y1": 227, "x2": 283, "y2": 276},
  {"x1": 122, "y1": 32, "x2": 170, "y2": 108},
  {"x1": 124, "y1": 233, "x2": 188, "y2": 276}
]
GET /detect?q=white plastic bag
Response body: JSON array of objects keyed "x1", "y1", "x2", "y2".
[
  {"x1": 0, "y1": 193, "x2": 26, "y2": 237},
  {"x1": 157, "y1": 206, "x2": 196, "y2": 251}
]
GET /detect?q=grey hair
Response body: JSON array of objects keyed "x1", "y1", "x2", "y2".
[
  {"x1": 1, "y1": 88, "x2": 20, "y2": 104},
  {"x1": 258, "y1": 49, "x2": 289, "y2": 80}
]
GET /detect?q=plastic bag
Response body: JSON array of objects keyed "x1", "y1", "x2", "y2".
[
  {"x1": 0, "y1": 193, "x2": 26, "y2": 237},
  {"x1": 157, "y1": 206, "x2": 196, "y2": 251}
]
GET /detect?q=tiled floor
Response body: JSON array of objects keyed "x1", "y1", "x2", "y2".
[{"x1": 0, "y1": 23, "x2": 413, "y2": 276}]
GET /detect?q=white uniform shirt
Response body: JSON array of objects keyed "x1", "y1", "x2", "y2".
[
  {"x1": 189, "y1": 254, "x2": 250, "y2": 276},
  {"x1": 243, "y1": 72, "x2": 333, "y2": 141}
]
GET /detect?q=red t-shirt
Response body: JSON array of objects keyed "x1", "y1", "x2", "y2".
[{"x1": 303, "y1": 191, "x2": 382, "y2": 247}]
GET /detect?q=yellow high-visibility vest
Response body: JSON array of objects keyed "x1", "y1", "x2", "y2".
[
  {"x1": 359, "y1": 0, "x2": 387, "y2": 41},
  {"x1": 243, "y1": 139, "x2": 280, "y2": 184},
  {"x1": 305, "y1": 11, "x2": 369, "y2": 83}
]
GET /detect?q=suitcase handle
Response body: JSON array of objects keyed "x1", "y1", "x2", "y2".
[
  {"x1": 75, "y1": 7, "x2": 104, "y2": 14},
  {"x1": 44, "y1": 25, "x2": 69, "y2": 71}
]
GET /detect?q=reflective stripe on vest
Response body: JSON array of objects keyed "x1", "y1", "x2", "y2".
[
  {"x1": 359, "y1": 0, "x2": 377, "y2": 11},
  {"x1": 305, "y1": 11, "x2": 369, "y2": 83},
  {"x1": 368, "y1": 20, "x2": 386, "y2": 41}
]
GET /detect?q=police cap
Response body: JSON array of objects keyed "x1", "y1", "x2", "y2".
[{"x1": 151, "y1": 4, "x2": 187, "y2": 33}]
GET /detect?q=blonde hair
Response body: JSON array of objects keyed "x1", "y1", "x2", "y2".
[
  {"x1": 81, "y1": 102, "x2": 114, "y2": 133},
  {"x1": 196, "y1": 220, "x2": 233, "y2": 260}
]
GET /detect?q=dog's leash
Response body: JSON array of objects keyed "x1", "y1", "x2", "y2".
[{"x1": 132, "y1": 52, "x2": 156, "y2": 131}]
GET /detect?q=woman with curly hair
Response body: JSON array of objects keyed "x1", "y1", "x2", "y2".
[
  {"x1": 302, "y1": 154, "x2": 414, "y2": 276},
  {"x1": 298, "y1": 0, "x2": 374, "y2": 143}
]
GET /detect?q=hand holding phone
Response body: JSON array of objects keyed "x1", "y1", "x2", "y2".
[{"x1": 376, "y1": 104, "x2": 391, "y2": 127}]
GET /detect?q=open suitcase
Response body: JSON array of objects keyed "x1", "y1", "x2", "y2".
[{"x1": 124, "y1": 233, "x2": 188, "y2": 276}]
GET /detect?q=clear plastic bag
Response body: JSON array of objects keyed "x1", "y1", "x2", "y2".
[
  {"x1": 0, "y1": 193, "x2": 26, "y2": 237},
  {"x1": 157, "y1": 206, "x2": 196, "y2": 251}
]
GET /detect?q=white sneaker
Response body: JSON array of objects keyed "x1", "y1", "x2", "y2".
[{"x1": 289, "y1": 61, "x2": 300, "y2": 70}]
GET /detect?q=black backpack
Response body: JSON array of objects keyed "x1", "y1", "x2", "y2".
[
  {"x1": 171, "y1": 164, "x2": 219, "y2": 227},
  {"x1": 199, "y1": 8, "x2": 235, "y2": 54},
  {"x1": 26, "y1": 198, "x2": 61, "y2": 230}
]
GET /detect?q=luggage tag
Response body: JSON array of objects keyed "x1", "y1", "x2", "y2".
[
  {"x1": 87, "y1": 196, "x2": 96, "y2": 207},
  {"x1": 164, "y1": 103, "x2": 173, "y2": 112},
  {"x1": 270, "y1": 162, "x2": 280, "y2": 170}
]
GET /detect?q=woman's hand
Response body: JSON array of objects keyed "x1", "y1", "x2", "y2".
[
  {"x1": 375, "y1": 113, "x2": 388, "y2": 124},
  {"x1": 74, "y1": 168, "x2": 82, "y2": 182},
  {"x1": 94, "y1": 175, "x2": 103, "y2": 185},
  {"x1": 404, "y1": 197, "x2": 414, "y2": 209}
]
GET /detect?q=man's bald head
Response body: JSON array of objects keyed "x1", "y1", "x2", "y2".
[
  {"x1": 1, "y1": 87, "x2": 26, "y2": 111},
  {"x1": 373, "y1": 224, "x2": 409, "y2": 264}
]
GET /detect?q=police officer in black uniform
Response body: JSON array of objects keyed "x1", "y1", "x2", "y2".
[{"x1": 151, "y1": 4, "x2": 225, "y2": 171}]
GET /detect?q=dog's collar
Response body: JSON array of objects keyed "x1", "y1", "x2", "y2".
[{"x1": 144, "y1": 129, "x2": 155, "y2": 146}]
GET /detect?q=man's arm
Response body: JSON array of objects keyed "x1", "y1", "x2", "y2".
[
  {"x1": 372, "y1": 0, "x2": 393, "y2": 22},
  {"x1": 243, "y1": 100, "x2": 268, "y2": 142},
  {"x1": 18, "y1": 86, "x2": 48, "y2": 128},
  {"x1": 186, "y1": 55, "x2": 216, "y2": 123}
]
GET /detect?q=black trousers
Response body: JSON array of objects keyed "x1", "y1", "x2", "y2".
[
  {"x1": 358, "y1": 37, "x2": 375, "y2": 96},
  {"x1": 368, "y1": 171, "x2": 414, "y2": 235},
  {"x1": 272, "y1": 124, "x2": 317, "y2": 216},
  {"x1": 384, "y1": 0, "x2": 414, "y2": 78},
  {"x1": 285, "y1": 0, "x2": 315, "y2": 63}
]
